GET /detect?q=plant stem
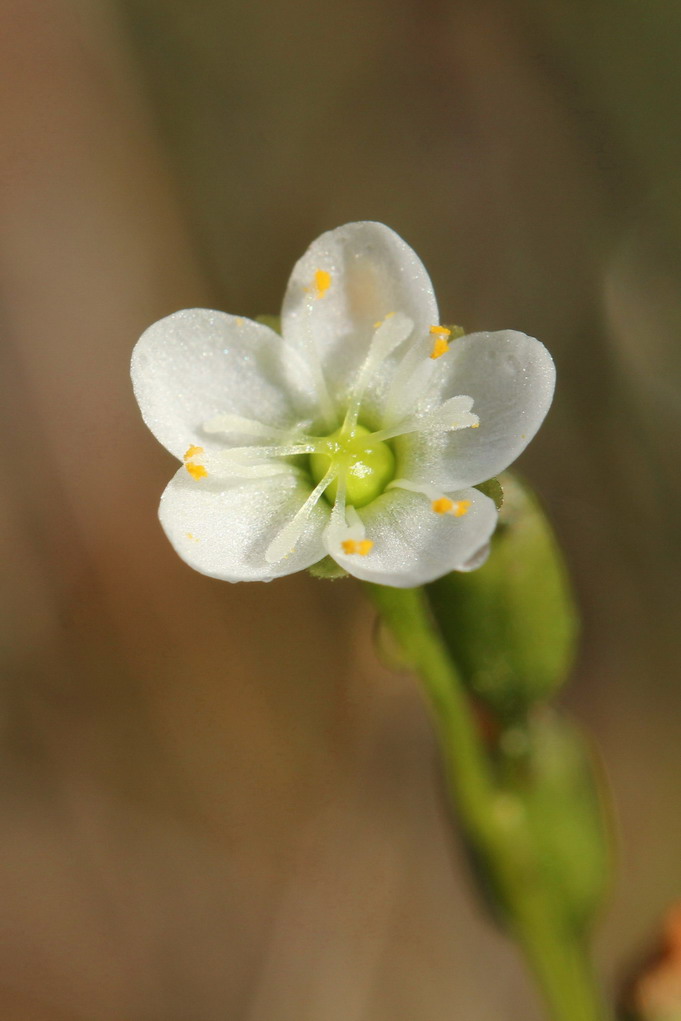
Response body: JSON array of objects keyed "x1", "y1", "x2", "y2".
[{"x1": 364, "y1": 583, "x2": 609, "y2": 1021}]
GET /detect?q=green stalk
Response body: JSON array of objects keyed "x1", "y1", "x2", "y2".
[{"x1": 364, "y1": 583, "x2": 609, "y2": 1021}]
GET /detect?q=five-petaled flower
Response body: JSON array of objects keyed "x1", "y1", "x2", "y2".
[{"x1": 131, "y1": 222, "x2": 555, "y2": 587}]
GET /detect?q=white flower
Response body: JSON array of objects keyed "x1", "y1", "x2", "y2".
[{"x1": 131, "y1": 222, "x2": 555, "y2": 588}]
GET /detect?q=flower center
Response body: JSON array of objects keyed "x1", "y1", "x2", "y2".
[{"x1": 309, "y1": 424, "x2": 396, "y2": 508}]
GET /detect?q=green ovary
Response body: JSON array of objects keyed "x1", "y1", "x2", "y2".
[{"x1": 309, "y1": 424, "x2": 396, "y2": 508}]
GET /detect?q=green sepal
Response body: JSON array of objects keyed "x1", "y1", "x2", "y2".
[
  {"x1": 255, "y1": 314, "x2": 282, "y2": 334},
  {"x1": 475, "y1": 476, "x2": 504, "y2": 509},
  {"x1": 426, "y1": 472, "x2": 578, "y2": 718},
  {"x1": 308, "y1": 556, "x2": 348, "y2": 580}
]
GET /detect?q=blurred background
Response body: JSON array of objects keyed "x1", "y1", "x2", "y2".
[{"x1": 1, "y1": 0, "x2": 680, "y2": 1017}]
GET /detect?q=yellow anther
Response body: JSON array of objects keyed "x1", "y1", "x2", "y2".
[
  {"x1": 429, "y1": 324, "x2": 461, "y2": 359},
  {"x1": 184, "y1": 445, "x2": 207, "y2": 479},
  {"x1": 430, "y1": 336, "x2": 449, "y2": 359},
  {"x1": 431, "y1": 497, "x2": 472, "y2": 517},
  {"x1": 185, "y1": 532, "x2": 199, "y2": 541},
  {"x1": 471, "y1": 422, "x2": 480, "y2": 429},
  {"x1": 429, "y1": 326, "x2": 451, "y2": 360},
  {"x1": 184, "y1": 445, "x2": 204, "y2": 461},
  {"x1": 314, "y1": 269, "x2": 331, "y2": 298},
  {"x1": 341, "y1": 538, "x2": 374, "y2": 556}
]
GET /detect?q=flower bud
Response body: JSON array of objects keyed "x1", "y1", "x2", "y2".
[
  {"x1": 458, "y1": 712, "x2": 610, "y2": 935},
  {"x1": 426, "y1": 472, "x2": 578, "y2": 718},
  {"x1": 497, "y1": 710, "x2": 610, "y2": 932}
]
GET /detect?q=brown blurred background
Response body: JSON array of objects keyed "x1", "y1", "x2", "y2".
[{"x1": 0, "y1": 0, "x2": 680, "y2": 1018}]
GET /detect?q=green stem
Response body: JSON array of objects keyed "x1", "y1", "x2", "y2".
[{"x1": 364, "y1": 583, "x2": 609, "y2": 1021}]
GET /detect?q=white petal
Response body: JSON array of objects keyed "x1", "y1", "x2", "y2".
[
  {"x1": 326, "y1": 487, "x2": 497, "y2": 587},
  {"x1": 459, "y1": 542, "x2": 491, "y2": 572},
  {"x1": 281, "y1": 222, "x2": 439, "y2": 403},
  {"x1": 131, "y1": 309, "x2": 315, "y2": 460},
  {"x1": 395, "y1": 331, "x2": 555, "y2": 490},
  {"x1": 158, "y1": 467, "x2": 328, "y2": 582}
]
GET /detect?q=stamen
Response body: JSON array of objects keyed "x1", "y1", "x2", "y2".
[
  {"x1": 341, "y1": 312, "x2": 413, "y2": 434},
  {"x1": 382, "y1": 331, "x2": 438, "y2": 425},
  {"x1": 326, "y1": 492, "x2": 374, "y2": 559},
  {"x1": 198, "y1": 444, "x2": 319, "y2": 483},
  {"x1": 417, "y1": 396, "x2": 479, "y2": 432},
  {"x1": 207, "y1": 461, "x2": 302, "y2": 479},
  {"x1": 324, "y1": 473, "x2": 351, "y2": 555},
  {"x1": 184, "y1": 445, "x2": 204, "y2": 460},
  {"x1": 184, "y1": 444, "x2": 208, "y2": 479},
  {"x1": 388, "y1": 478, "x2": 439, "y2": 500},
  {"x1": 432, "y1": 497, "x2": 471, "y2": 517},
  {"x1": 212, "y1": 442, "x2": 322, "y2": 461},
  {"x1": 186, "y1": 440, "x2": 318, "y2": 482},
  {"x1": 452, "y1": 500, "x2": 471, "y2": 517},
  {"x1": 388, "y1": 478, "x2": 473, "y2": 518},
  {"x1": 368, "y1": 396, "x2": 478, "y2": 443},
  {"x1": 203, "y1": 414, "x2": 302, "y2": 441},
  {"x1": 265, "y1": 468, "x2": 336, "y2": 564},
  {"x1": 382, "y1": 323, "x2": 466, "y2": 426},
  {"x1": 294, "y1": 296, "x2": 338, "y2": 430},
  {"x1": 314, "y1": 269, "x2": 331, "y2": 298},
  {"x1": 429, "y1": 325, "x2": 451, "y2": 360},
  {"x1": 341, "y1": 539, "x2": 374, "y2": 556},
  {"x1": 185, "y1": 462, "x2": 208, "y2": 480}
]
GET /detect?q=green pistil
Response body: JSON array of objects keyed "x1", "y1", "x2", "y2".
[{"x1": 309, "y1": 424, "x2": 396, "y2": 508}]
